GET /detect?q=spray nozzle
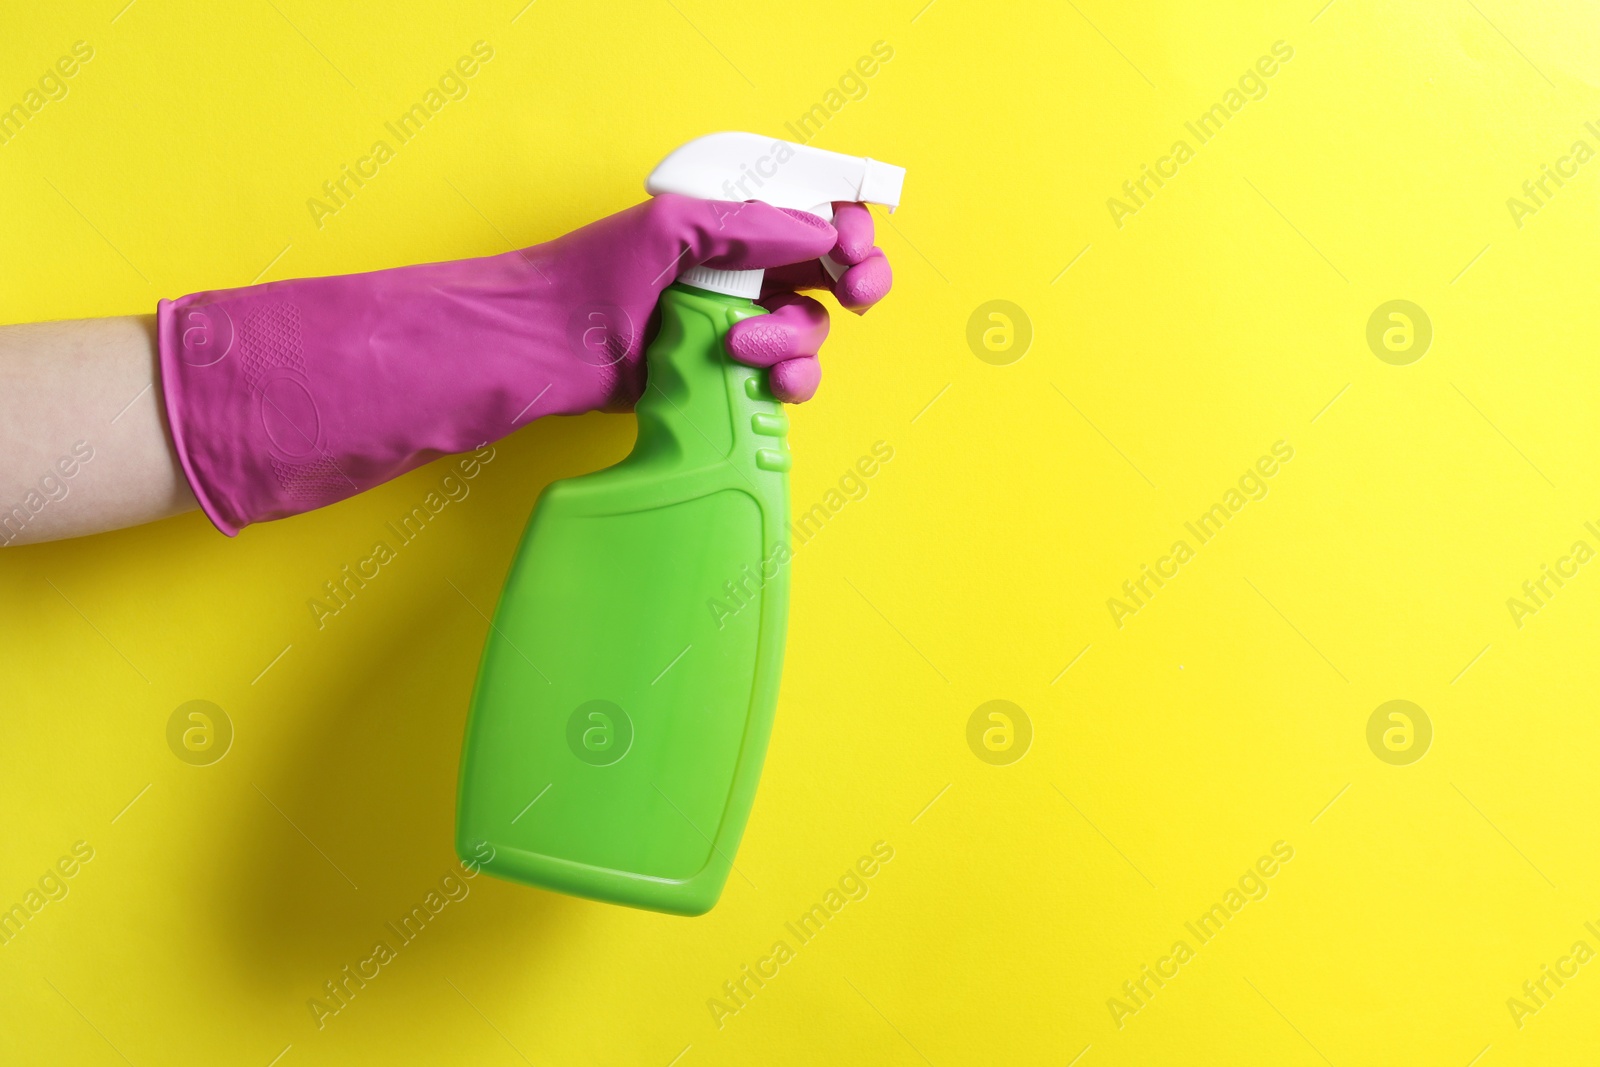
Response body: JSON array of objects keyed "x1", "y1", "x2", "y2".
[{"x1": 646, "y1": 131, "x2": 906, "y2": 299}]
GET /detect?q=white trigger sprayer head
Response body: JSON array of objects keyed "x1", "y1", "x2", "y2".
[{"x1": 645, "y1": 131, "x2": 906, "y2": 299}]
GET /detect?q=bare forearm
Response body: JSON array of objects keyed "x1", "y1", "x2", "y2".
[{"x1": 0, "y1": 316, "x2": 196, "y2": 546}]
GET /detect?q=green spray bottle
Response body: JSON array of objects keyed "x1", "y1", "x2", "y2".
[{"x1": 455, "y1": 133, "x2": 906, "y2": 915}]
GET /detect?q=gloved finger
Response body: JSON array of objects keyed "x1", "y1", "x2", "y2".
[
  {"x1": 833, "y1": 247, "x2": 893, "y2": 314},
  {"x1": 761, "y1": 259, "x2": 831, "y2": 294},
  {"x1": 646, "y1": 194, "x2": 838, "y2": 277},
  {"x1": 725, "y1": 294, "x2": 830, "y2": 368},
  {"x1": 830, "y1": 202, "x2": 875, "y2": 266},
  {"x1": 769, "y1": 356, "x2": 821, "y2": 404},
  {"x1": 761, "y1": 242, "x2": 893, "y2": 315}
]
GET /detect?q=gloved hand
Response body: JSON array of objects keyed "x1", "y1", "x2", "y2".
[{"x1": 159, "y1": 195, "x2": 891, "y2": 536}]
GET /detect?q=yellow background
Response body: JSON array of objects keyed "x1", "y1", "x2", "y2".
[{"x1": 4, "y1": 0, "x2": 1600, "y2": 1062}]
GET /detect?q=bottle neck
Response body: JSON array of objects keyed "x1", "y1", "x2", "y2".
[{"x1": 677, "y1": 265, "x2": 763, "y2": 299}]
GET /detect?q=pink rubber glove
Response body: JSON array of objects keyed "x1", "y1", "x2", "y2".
[{"x1": 158, "y1": 195, "x2": 874, "y2": 535}]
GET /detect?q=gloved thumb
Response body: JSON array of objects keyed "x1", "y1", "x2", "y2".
[{"x1": 645, "y1": 194, "x2": 838, "y2": 277}]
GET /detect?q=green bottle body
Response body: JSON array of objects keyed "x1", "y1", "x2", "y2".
[{"x1": 455, "y1": 283, "x2": 791, "y2": 915}]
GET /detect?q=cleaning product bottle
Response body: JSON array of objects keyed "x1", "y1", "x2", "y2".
[{"x1": 455, "y1": 133, "x2": 905, "y2": 915}]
